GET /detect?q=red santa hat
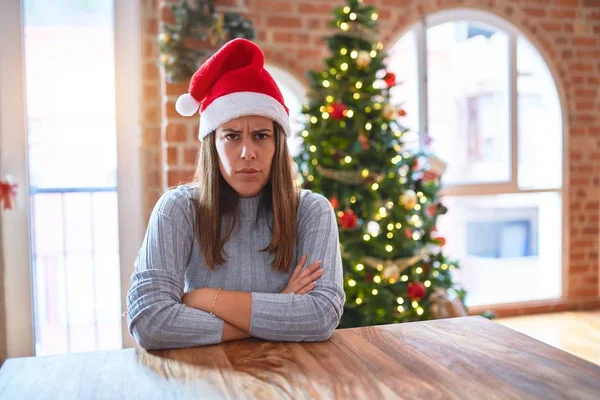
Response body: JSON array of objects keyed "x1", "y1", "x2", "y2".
[{"x1": 175, "y1": 38, "x2": 291, "y2": 141}]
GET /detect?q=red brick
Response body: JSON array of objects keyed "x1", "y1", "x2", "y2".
[
  {"x1": 143, "y1": 127, "x2": 161, "y2": 146},
  {"x1": 273, "y1": 31, "x2": 293, "y2": 42},
  {"x1": 145, "y1": 170, "x2": 162, "y2": 188},
  {"x1": 184, "y1": 147, "x2": 199, "y2": 165},
  {"x1": 583, "y1": 0, "x2": 600, "y2": 6},
  {"x1": 562, "y1": 49, "x2": 573, "y2": 59},
  {"x1": 144, "y1": 107, "x2": 161, "y2": 124},
  {"x1": 166, "y1": 124, "x2": 188, "y2": 142},
  {"x1": 582, "y1": 227, "x2": 599, "y2": 235},
  {"x1": 572, "y1": 37, "x2": 597, "y2": 46},
  {"x1": 571, "y1": 252, "x2": 586, "y2": 261},
  {"x1": 571, "y1": 63, "x2": 594, "y2": 72},
  {"x1": 307, "y1": 18, "x2": 323, "y2": 29},
  {"x1": 143, "y1": 62, "x2": 159, "y2": 81},
  {"x1": 146, "y1": 17, "x2": 158, "y2": 35},
  {"x1": 574, "y1": 89, "x2": 596, "y2": 97},
  {"x1": 378, "y1": 9, "x2": 392, "y2": 19},
  {"x1": 550, "y1": 9, "x2": 576, "y2": 18},
  {"x1": 542, "y1": 22, "x2": 562, "y2": 32},
  {"x1": 576, "y1": 50, "x2": 600, "y2": 59},
  {"x1": 266, "y1": 16, "x2": 302, "y2": 28},
  {"x1": 166, "y1": 146, "x2": 179, "y2": 165},
  {"x1": 165, "y1": 101, "x2": 188, "y2": 119},
  {"x1": 572, "y1": 177, "x2": 590, "y2": 185},
  {"x1": 143, "y1": 84, "x2": 160, "y2": 101},
  {"x1": 571, "y1": 288, "x2": 598, "y2": 298},
  {"x1": 215, "y1": 0, "x2": 239, "y2": 6},
  {"x1": 160, "y1": 5, "x2": 175, "y2": 25},
  {"x1": 556, "y1": 0, "x2": 580, "y2": 6},
  {"x1": 298, "y1": 3, "x2": 332, "y2": 14},
  {"x1": 523, "y1": 7, "x2": 546, "y2": 17},
  {"x1": 167, "y1": 170, "x2": 195, "y2": 187},
  {"x1": 576, "y1": 101, "x2": 596, "y2": 110},
  {"x1": 258, "y1": 0, "x2": 292, "y2": 12},
  {"x1": 298, "y1": 48, "x2": 322, "y2": 59}
]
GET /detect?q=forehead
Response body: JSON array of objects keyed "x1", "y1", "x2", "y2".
[{"x1": 219, "y1": 115, "x2": 273, "y2": 130}]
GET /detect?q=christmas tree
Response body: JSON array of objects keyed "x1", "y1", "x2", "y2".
[{"x1": 295, "y1": 0, "x2": 467, "y2": 328}]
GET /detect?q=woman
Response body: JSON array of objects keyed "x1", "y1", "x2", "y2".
[{"x1": 126, "y1": 38, "x2": 346, "y2": 350}]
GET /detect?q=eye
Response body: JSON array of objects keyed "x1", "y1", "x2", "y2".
[
  {"x1": 255, "y1": 133, "x2": 270, "y2": 140},
  {"x1": 225, "y1": 133, "x2": 240, "y2": 140}
]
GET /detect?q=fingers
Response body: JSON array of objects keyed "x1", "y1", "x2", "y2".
[
  {"x1": 297, "y1": 263, "x2": 322, "y2": 289},
  {"x1": 297, "y1": 259, "x2": 321, "y2": 280},
  {"x1": 297, "y1": 282, "x2": 316, "y2": 294},
  {"x1": 290, "y1": 254, "x2": 307, "y2": 281}
]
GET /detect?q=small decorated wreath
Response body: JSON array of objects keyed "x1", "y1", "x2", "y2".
[{"x1": 158, "y1": 0, "x2": 256, "y2": 83}]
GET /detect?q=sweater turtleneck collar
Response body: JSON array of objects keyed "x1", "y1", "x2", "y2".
[{"x1": 238, "y1": 190, "x2": 266, "y2": 220}]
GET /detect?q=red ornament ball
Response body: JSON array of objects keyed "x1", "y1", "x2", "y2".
[
  {"x1": 407, "y1": 281, "x2": 426, "y2": 300},
  {"x1": 330, "y1": 103, "x2": 348, "y2": 120},
  {"x1": 329, "y1": 197, "x2": 339, "y2": 209},
  {"x1": 339, "y1": 209, "x2": 358, "y2": 229},
  {"x1": 384, "y1": 72, "x2": 396, "y2": 87},
  {"x1": 427, "y1": 204, "x2": 438, "y2": 217}
]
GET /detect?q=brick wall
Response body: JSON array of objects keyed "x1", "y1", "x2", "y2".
[
  {"x1": 141, "y1": 0, "x2": 165, "y2": 223},
  {"x1": 143, "y1": 0, "x2": 600, "y2": 316}
]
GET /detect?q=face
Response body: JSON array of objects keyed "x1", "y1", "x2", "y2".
[{"x1": 215, "y1": 115, "x2": 276, "y2": 198}]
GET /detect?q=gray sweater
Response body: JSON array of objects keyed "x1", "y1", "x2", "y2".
[{"x1": 126, "y1": 185, "x2": 346, "y2": 349}]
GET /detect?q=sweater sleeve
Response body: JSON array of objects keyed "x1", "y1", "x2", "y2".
[
  {"x1": 249, "y1": 193, "x2": 346, "y2": 342},
  {"x1": 126, "y1": 188, "x2": 225, "y2": 349}
]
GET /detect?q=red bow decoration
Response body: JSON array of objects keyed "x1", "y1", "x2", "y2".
[{"x1": 0, "y1": 180, "x2": 18, "y2": 210}]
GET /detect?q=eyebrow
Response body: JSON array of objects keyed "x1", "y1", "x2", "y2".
[{"x1": 221, "y1": 128, "x2": 273, "y2": 133}]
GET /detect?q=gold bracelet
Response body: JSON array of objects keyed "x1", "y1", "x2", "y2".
[{"x1": 209, "y1": 288, "x2": 222, "y2": 318}]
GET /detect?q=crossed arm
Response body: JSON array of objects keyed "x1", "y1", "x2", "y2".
[
  {"x1": 126, "y1": 190, "x2": 345, "y2": 349},
  {"x1": 181, "y1": 255, "x2": 323, "y2": 342}
]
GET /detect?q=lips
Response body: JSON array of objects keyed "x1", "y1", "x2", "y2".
[{"x1": 237, "y1": 168, "x2": 260, "y2": 178}]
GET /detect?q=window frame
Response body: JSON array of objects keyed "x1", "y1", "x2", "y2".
[{"x1": 392, "y1": 8, "x2": 569, "y2": 300}]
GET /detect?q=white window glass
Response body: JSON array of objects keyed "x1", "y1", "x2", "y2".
[
  {"x1": 437, "y1": 192, "x2": 562, "y2": 306},
  {"x1": 387, "y1": 30, "x2": 420, "y2": 151},
  {"x1": 517, "y1": 36, "x2": 562, "y2": 190},
  {"x1": 24, "y1": 0, "x2": 122, "y2": 356},
  {"x1": 427, "y1": 21, "x2": 510, "y2": 185}
]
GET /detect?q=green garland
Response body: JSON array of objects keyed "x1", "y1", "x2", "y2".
[{"x1": 158, "y1": 0, "x2": 256, "y2": 83}]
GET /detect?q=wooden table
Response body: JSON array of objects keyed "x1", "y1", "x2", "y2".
[{"x1": 1, "y1": 316, "x2": 599, "y2": 399}]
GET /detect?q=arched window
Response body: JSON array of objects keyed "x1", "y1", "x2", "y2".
[
  {"x1": 265, "y1": 64, "x2": 307, "y2": 157},
  {"x1": 388, "y1": 9, "x2": 564, "y2": 307}
]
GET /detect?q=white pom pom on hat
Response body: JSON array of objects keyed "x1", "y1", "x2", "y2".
[
  {"x1": 174, "y1": 38, "x2": 292, "y2": 141},
  {"x1": 175, "y1": 93, "x2": 200, "y2": 116}
]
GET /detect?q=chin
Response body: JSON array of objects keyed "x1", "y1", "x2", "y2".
[{"x1": 234, "y1": 181, "x2": 266, "y2": 198}]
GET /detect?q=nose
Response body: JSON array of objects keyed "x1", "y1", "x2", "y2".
[{"x1": 240, "y1": 136, "x2": 257, "y2": 160}]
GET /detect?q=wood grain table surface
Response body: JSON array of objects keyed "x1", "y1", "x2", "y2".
[{"x1": 1, "y1": 316, "x2": 599, "y2": 399}]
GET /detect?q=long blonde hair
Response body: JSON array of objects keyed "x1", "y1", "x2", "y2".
[{"x1": 191, "y1": 122, "x2": 300, "y2": 272}]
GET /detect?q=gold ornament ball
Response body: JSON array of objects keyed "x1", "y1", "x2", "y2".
[
  {"x1": 159, "y1": 32, "x2": 171, "y2": 44},
  {"x1": 383, "y1": 104, "x2": 396, "y2": 120},
  {"x1": 356, "y1": 50, "x2": 371, "y2": 68},
  {"x1": 400, "y1": 190, "x2": 418, "y2": 210}
]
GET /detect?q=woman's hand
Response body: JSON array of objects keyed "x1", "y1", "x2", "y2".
[{"x1": 281, "y1": 254, "x2": 323, "y2": 294}]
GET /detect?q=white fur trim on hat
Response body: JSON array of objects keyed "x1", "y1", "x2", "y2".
[{"x1": 198, "y1": 92, "x2": 291, "y2": 140}]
